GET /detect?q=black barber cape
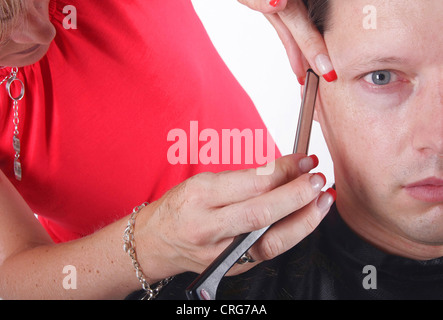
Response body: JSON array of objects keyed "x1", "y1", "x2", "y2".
[{"x1": 128, "y1": 204, "x2": 443, "y2": 300}]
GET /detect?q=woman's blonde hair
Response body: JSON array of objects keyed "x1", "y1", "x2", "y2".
[{"x1": 0, "y1": 0, "x2": 27, "y2": 44}]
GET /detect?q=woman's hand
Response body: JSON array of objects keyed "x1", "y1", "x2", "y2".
[
  {"x1": 136, "y1": 154, "x2": 335, "y2": 281},
  {"x1": 238, "y1": 0, "x2": 337, "y2": 84}
]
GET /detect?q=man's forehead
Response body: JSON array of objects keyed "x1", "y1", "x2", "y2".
[
  {"x1": 329, "y1": 0, "x2": 430, "y2": 29},
  {"x1": 325, "y1": 0, "x2": 442, "y2": 71}
]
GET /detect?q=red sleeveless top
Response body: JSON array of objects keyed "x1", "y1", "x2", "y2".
[{"x1": 0, "y1": 0, "x2": 279, "y2": 242}]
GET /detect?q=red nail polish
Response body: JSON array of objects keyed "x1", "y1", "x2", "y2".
[
  {"x1": 316, "y1": 172, "x2": 326, "y2": 185},
  {"x1": 322, "y1": 70, "x2": 338, "y2": 82},
  {"x1": 297, "y1": 76, "x2": 305, "y2": 86},
  {"x1": 309, "y1": 155, "x2": 319, "y2": 168},
  {"x1": 315, "y1": 172, "x2": 327, "y2": 186},
  {"x1": 269, "y1": 0, "x2": 280, "y2": 7},
  {"x1": 325, "y1": 188, "x2": 337, "y2": 202}
]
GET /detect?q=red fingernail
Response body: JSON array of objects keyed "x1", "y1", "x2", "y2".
[
  {"x1": 269, "y1": 0, "x2": 280, "y2": 7},
  {"x1": 315, "y1": 54, "x2": 337, "y2": 82},
  {"x1": 310, "y1": 173, "x2": 326, "y2": 192},
  {"x1": 316, "y1": 172, "x2": 327, "y2": 185},
  {"x1": 317, "y1": 188, "x2": 336, "y2": 216},
  {"x1": 297, "y1": 76, "x2": 306, "y2": 86},
  {"x1": 309, "y1": 155, "x2": 319, "y2": 168},
  {"x1": 299, "y1": 154, "x2": 319, "y2": 173},
  {"x1": 322, "y1": 70, "x2": 338, "y2": 82},
  {"x1": 325, "y1": 188, "x2": 337, "y2": 202}
]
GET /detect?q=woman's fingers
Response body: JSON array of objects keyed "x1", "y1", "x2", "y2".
[
  {"x1": 249, "y1": 188, "x2": 336, "y2": 262},
  {"x1": 198, "y1": 153, "x2": 319, "y2": 208},
  {"x1": 277, "y1": 0, "x2": 337, "y2": 81},
  {"x1": 146, "y1": 152, "x2": 332, "y2": 277},
  {"x1": 213, "y1": 171, "x2": 326, "y2": 240},
  {"x1": 264, "y1": 13, "x2": 307, "y2": 84},
  {"x1": 239, "y1": 0, "x2": 337, "y2": 82}
]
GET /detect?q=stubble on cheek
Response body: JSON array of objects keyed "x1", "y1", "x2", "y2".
[{"x1": 317, "y1": 82, "x2": 396, "y2": 210}]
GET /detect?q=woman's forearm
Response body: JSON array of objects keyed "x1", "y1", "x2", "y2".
[{"x1": 0, "y1": 215, "x2": 141, "y2": 300}]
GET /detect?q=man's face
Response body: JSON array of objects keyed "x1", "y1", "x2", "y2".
[
  {"x1": 0, "y1": 0, "x2": 55, "y2": 67},
  {"x1": 317, "y1": 0, "x2": 443, "y2": 252}
]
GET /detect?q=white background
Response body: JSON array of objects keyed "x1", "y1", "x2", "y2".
[{"x1": 191, "y1": 0, "x2": 334, "y2": 186}]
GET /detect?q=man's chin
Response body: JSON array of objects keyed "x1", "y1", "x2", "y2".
[{"x1": 399, "y1": 204, "x2": 443, "y2": 245}]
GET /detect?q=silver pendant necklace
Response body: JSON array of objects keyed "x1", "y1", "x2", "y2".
[{"x1": 1, "y1": 67, "x2": 25, "y2": 181}]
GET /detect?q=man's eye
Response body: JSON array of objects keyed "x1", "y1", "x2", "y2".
[{"x1": 363, "y1": 70, "x2": 395, "y2": 85}]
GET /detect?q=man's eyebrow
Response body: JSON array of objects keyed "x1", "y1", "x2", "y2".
[{"x1": 345, "y1": 56, "x2": 408, "y2": 72}]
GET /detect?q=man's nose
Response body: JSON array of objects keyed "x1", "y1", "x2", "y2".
[{"x1": 411, "y1": 76, "x2": 443, "y2": 157}]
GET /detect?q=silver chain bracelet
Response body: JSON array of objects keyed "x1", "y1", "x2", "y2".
[{"x1": 123, "y1": 202, "x2": 174, "y2": 300}]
